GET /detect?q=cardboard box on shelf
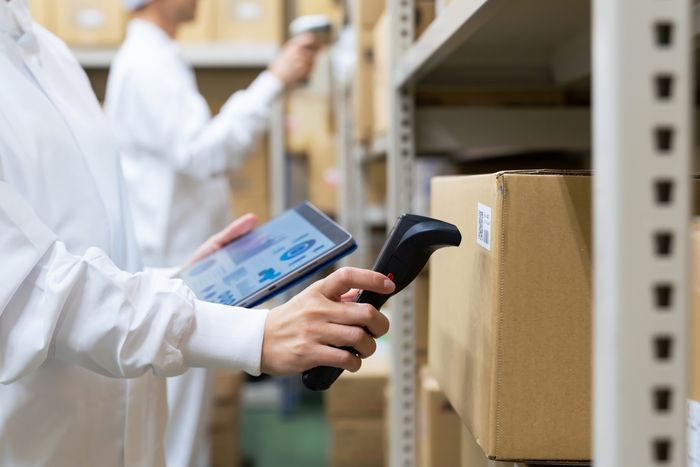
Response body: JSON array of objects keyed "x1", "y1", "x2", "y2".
[
  {"x1": 365, "y1": 159, "x2": 387, "y2": 206},
  {"x1": 28, "y1": 0, "x2": 54, "y2": 32},
  {"x1": 415, "y1": 1, "x2": 436, "y2": 39},
  {"x1": 372, "y1": 12, "x2": 389, "y2": 139},
  {"x1": 215, "y1": 0, "x2": 283, "y2": 44},
  {"x1": 461, "y1": 425, "x2": 491, "y2": 467},
  {"x1": 178, "y1": 0, "x2": 215, "y2": 43},
  {"x1": 324, "y1": 351, "x2": 388, "y2": 419},
  {"x1": 229, "y1": 140, "x2": 270, "y2": 221},
  {"x1": 308, "y1": 136, "x2": 338, "y2": 215},
  {"x1": 692, "y1": 221, "x2": 700, "y2": 402},
  {"x1": 211, "y1": 428, "x2": 240, "y2": 467},
  {"x1": 55, "y1": 0, "x2": 125, "y2": 47},
  {"x1": 430, "y1": 170, "x2": 592, "y2": 463},
  {"x1": 351, "y1": 0, "x2": 384, "y2": 30},
  {"x1": 295, "y1": 0, "x2": 343, "y2": 30},
  {"x1": 330, "y1": 418, "x2": 385, "y2": 467},
  {"x1": 419, "y1": 367, "x2": 461, "y2": 467},
  {"x1": 353, "y1": 28, "x2": 375, "y2": 142}
]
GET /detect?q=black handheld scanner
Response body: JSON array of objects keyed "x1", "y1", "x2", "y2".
[{"x1": 301, "y1": 214, "x2": 462, "y2": 391}]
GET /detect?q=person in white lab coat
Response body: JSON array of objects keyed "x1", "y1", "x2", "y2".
[
  {"x1": 104, "y1": 2, "x2": 321, "y2": 466},
  {"x1": 0, "y1": 1, "x2": 394, "y2": 466}
]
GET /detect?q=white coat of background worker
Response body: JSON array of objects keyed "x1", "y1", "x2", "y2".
[
  {"x1": 105, "y1": 1, "x2": 320, "y2": 466},
  {"x1": 0, "y1": 0, "x2": 393, "y2": 466}
]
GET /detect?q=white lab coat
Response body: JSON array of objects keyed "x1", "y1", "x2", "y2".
[
  {"x1": 104, "y1": 19, "x2": 282, "y2": 467},
  {"x1": 0, "y1": 2, "x2": 268, "y2": 466}
]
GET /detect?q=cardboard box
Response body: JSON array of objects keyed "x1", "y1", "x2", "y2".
[
  {"x1": 461, "y1": 425, "x2": 493, "y2": 467},
  {"x1": 215, "y1": 0, "x2": 283, "y2": 44},
  {"x1": 229, "y1": 140, "x2": 270, "y2": 221},
  {"x1": 330, "y1": 418, "x2": 385, "y2": 467},
  {"x1": 324, "y1": 352, "x2": 388, "y2": 419},
  {"x1": 308, "y1": 136, "x2": 338, "y2": 215},
  {"x1": 419, "y1": 368, "x2": 461, "y2": 467},
  {"x1": 178, "y1": 0, "x2": 215, "y2": 43},
  {"x1": 353, "y1": 28, "x2": 374, "y2": 142},
  {"x1": 415, "y1": 1, "x2": 436, "y2": 39},
  {"x1": 28, "y1": 0, "x2": 54, "y2": 31},
  {"x1": 351, "y1": 0, "x2": 384, "y2": 29},
  {"x1": 55, "y1": 0, "x2": 125, "y2": 47},
  {"x1": 693, "y1": 222, "x2": 700, "y2": 402},
  {"x1": 211, "y1": 427, "x2": 240, "y2": 467},
  {"x1": 430, "y1": 170, "x2": 592, "y2": 463},
  {"x1": 372, "y1": 12, "x2": 389, "y2": 139}
]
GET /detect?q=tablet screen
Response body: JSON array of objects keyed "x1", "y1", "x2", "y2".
[{"x1": 180, "y1": 208, "x2": 342, "y2": 306}]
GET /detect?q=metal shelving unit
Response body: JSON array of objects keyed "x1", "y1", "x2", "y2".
[
  {"x1": 72, "y1": 42, "x2": 278, "y2": 68},
  {"x1": 338, "y1": 0, "x2": 696, "y2": 466}
]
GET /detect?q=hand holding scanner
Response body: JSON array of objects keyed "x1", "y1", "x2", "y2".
[{"x1": 301, "y1": 214, "x2": 462, "y2": 391}]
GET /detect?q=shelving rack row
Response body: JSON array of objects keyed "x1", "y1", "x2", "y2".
[{"x1": 337, "y1": 0, "x2": 698, "y2": 466}]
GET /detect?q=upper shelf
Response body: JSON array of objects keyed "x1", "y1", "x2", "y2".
[
  {"x1": 73, "y1": 42, "x2": 278, "y2": 69},
  {"x1": 395, "y1": 0, "x2": 591, "y2": 88}
]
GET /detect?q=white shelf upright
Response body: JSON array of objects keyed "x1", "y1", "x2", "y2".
[
  {"x1": 594, "y1": 1, "x2": 692, "y2": 467},
  {"x1": 387, "y1": 1, "x2": 418, "y2": 467}
]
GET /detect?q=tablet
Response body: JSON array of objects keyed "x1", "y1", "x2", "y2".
[{"x1": 179, "y1": 202, "x2": 356, "y2": 308}]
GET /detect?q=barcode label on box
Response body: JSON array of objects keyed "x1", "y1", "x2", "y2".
[
  {"x1": 476, "y1": 203, "x2": 492, "y2": 251},
  {"x1": 690, "y1": 400, "x2": 700, "y2": 467}
]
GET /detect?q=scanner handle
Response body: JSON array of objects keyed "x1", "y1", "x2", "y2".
[{"x1": 300, "y1": 290, "x2": 388, "y2": 391}]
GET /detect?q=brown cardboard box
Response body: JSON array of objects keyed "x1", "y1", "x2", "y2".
[
  {"x1": 215, "y1": 0, "x2": 283, "y2": 44},
  {"x1": 330, "y1": 418, "x2": 385, "y2": 467},
  {"x1": 28, "y1": 0, "x2": 53, "y2": 31},
  {"x1": 692, "y1": 221, "x2": 700, "y2": 402},
  {"x1": 308, "y1": 136, "x2": 338, "y2": 215},
  {"x1": 416, "y1": 272, "x2": 429, "y2": 357},
  {"x1": 178, "y1": 0, "x2": 215, "y2": 43},
  {"x1": 353, "y1": 28, "x2": 374, "y2": 142},
  {"x1": 419, "y1": 368, "x2": 461, "y2": 467},
  {"x1": 229, "y1": 140, "x2": 270, "y2": 221},
  {"x1": 211, "y1": 428, "x2": 240, "y2": 467},
  {"x1": 415, "y1": 1, "x2": 436, "y2": 39},
  {"x1": 352, "y1": 0, "x2": 384, "y2": 29},
  {"x1": 430, "y1": 170, "x2": 592, "y2": 463},
  {"x1": 461, "y1": 425, "x2": 492, "y2": 467},
  {"x1": 372, "y1": 12, "x2": 389, "y2": 139},
  {"x1": 55, "y1": 0, "x2": 125, "y2": 47},
  {"x1": 324, "y1": 352, "x2": 388, "y2": 419}
]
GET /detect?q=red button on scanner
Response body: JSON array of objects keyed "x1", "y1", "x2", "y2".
[{"x1": 387, "y1": 273, "x2": 394, "y2": 281}]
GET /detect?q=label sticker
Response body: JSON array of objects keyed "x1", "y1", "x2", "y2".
[
  {"x1": 690, "y1": 400, "x2": 700, "y2": 467},
  {"x1": 476, "y1": 203, "x2": 492, "y2": 251}
]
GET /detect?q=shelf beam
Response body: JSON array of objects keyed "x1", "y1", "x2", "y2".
[
  {"x1": 415, "y1": 107, "x2": 591, "y2": 155},
  {"x1": 395, "y1": 0, "x2": 505, "y2": 88}
]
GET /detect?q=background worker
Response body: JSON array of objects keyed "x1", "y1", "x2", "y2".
[
  {"x1": 0, "y1": 0, "x2": 392, "y2": 465},
  {"x1": 105, "y1": 1, "x2": 321, "y2": 466}
]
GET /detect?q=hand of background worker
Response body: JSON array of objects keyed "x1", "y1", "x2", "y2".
[
  {"x1": 261, "y1": 267, "x2": 395, "y2": 375},
  {"x1": 184, "y1": 213, "x2": 258, "y2": 267},
  {"x1": 268, "y1": 33, "x2": 320, "y2": 87}
]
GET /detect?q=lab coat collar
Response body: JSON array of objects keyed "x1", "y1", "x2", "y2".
[{"x1": 0, "y1": 0, "x2": 38, "y2": 54}]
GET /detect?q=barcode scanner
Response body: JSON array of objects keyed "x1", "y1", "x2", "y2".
[{"x1": 301, "y1": 214, "x2": 462, "y2": 391}]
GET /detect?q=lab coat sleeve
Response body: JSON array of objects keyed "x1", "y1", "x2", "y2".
[
  {"x1": 0, "y1": 182, "x2": 268, "y2": 384},
  {"x1": 123, "y1": 69, "x2": 283, "y2": 181}
]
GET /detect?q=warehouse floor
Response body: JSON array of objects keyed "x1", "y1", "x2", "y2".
[{"x1": 240, "y1": 391, "x2": 328, "y2": 467}]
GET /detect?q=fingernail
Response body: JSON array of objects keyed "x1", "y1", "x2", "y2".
[{"x1": 384, "y1": 279, "x2": 393, "y2": 289}]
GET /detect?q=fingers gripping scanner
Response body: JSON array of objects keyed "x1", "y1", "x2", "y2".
[{"x1": 302, "y1": 214, "x2": 462, "y2": 391}]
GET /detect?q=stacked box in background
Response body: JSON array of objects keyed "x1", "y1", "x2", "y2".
[
  {"x1": 351, "y1": 0, "x2": 384, "y2": 142},
  {"x1": 215, "y1": 0, "x2": 284, "y2": 44},
  {"x1": 55, "y1": 0, "x2": 126, "y2": 47},
  {"x1": 419, "y1": 368, "x2": 461, "y2": 467},
  {"x1": 229, "y1": 139, "x2": 270, "y2": 221},
  {"x1": 28, "y1": 0, "x2": 53, "y2": 31},
  {"x1": 210, "y1": 372, "x2": 244, "y2": 467},
  {"x1": 429, "y1": 171, "x2": 592, "y2": 463},
  {"x1": 178, "y1": 0, "x2": 215, "y2": 43},
  {"x1": 325, "y1": 353, "x2": 388, "y2": 467}
]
